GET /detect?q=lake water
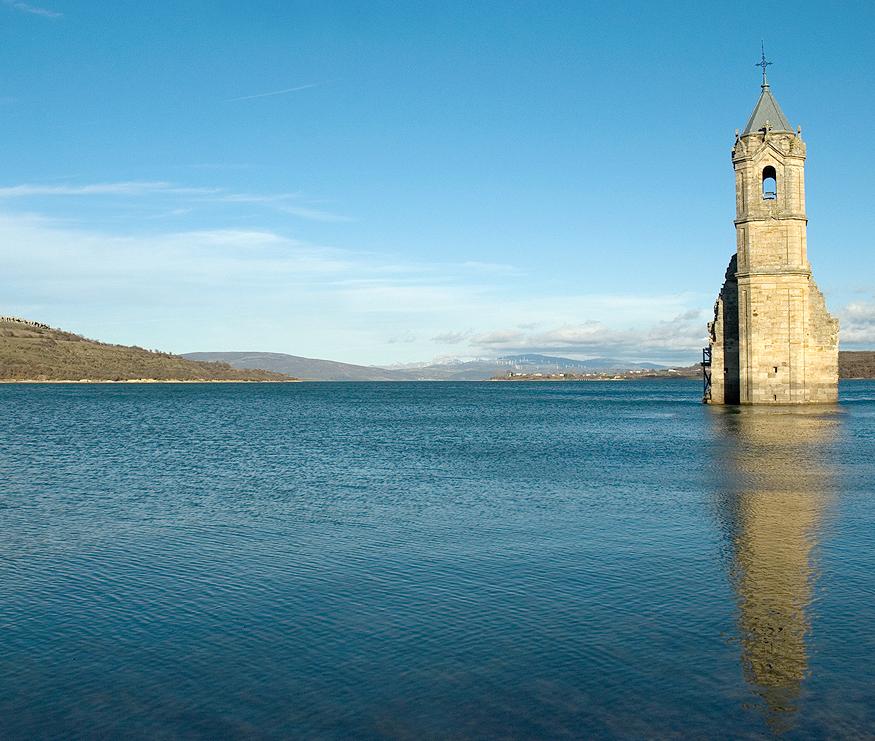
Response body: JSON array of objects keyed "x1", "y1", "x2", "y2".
[{"x1": 1, "y1": 380, "x2": 874, "y2": 738}]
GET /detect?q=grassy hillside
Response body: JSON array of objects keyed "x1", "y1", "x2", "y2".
[
  {"x1": 840, "y1": 351, "x2": 875, "y2": 379},
  {"x1": 0, "y1": 318, "x2": 291, "y2": 382}
]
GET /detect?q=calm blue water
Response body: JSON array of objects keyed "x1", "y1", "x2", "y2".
[{"x1": 1, "y1": 380, "x2": 874, "y2": 738}]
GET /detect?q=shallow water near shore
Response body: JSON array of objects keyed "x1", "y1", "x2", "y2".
[{"x1": 1, "y1": 379, "x2": 874, "y2": 738}]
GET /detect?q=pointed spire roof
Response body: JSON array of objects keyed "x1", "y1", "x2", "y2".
[
  {"x1": 743, "y1": 45, "x2": 793, "y2": 134},
  {"x1": 743, "y1": 85, "x2": 793, "y2": 134}
]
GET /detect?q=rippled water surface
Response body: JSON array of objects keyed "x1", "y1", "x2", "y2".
[{"x1": 2, "y1": 380, "x2": 874, "y2": 738}]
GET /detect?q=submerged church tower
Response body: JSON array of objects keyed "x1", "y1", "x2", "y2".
[{"x1": 706, "y1": 53, "x2": 838, "y2": 404}]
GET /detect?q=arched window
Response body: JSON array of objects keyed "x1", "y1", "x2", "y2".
[{"x1": 762, "y1": 166, "x2": 777, "y2": 200}]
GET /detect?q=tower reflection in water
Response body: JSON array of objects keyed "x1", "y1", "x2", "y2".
[{"x1": 711, "y1": 405, "x2": 840, "y2": 733}]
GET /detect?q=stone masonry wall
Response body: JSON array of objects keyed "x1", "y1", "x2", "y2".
[{"x1": 737, "y1": 274, "x2": 837, "y2": 403}]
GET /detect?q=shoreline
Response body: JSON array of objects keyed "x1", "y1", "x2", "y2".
[
  {"x1": 2, "y1": 377, "x2": 871, "y2": 385},
  {"x1": 489, "y1": 375, "x2": 696, "y2": 382},
  {"x1": 0, "y1": 378, "x2": 301, "y2": 384}
]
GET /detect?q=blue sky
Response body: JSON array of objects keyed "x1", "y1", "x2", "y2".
[{"x1": 1, "y1": 0, "x2": 874, "y2": 364}]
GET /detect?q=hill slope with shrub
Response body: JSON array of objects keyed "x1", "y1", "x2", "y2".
[{"x1": 0, "y1": 318, "x2": 291, "y2": 382}]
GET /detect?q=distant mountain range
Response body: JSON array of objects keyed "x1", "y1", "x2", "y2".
[
  {"x1": 182, "y1": 351, "x2": 674, "y2": 381},
  {"x1": 495, "y1": 354, "x2": 669, "y2": 371},
  {"x1": 183, "y1": 352, "x2": 410, "y2": 381}
]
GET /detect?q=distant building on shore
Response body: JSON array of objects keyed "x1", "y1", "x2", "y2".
[{"x1": 705, "y1": 52, "x2": 838, "y2": 404}]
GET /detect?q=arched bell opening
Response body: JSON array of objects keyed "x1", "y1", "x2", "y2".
[{"x1": 762, "y1": 166, "x2": 777, "y2": 200}]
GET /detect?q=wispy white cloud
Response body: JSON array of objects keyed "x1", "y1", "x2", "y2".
[
  {"x1": 276, "y1": 204, "x2": 351, "y2": 222},
  {"x1": 215, "y1": 192, "x2": 302, "y2": 204},
  {"x1": 187, "y1": 163, "x2": 252, "y2": 171},
  {"x1": 387, "y1": 332, "x2": 418, "y2": 344},
  {"x1": 225, "y1": 83, "x2": 322, "y2": 103},
  {"x1": 0, "y1": 180, "x2": 350, "y2": 222},
  {"x1": 431, "y1": 330, "x2": 472, "y2": 344},
  {"x1": 2, "y1": 0, "x2": 61, "y2": 18},
  {"x1": 0, "y1": 181, "x2": 218, "y2": 197},
  {"x1": 457, "y1": 260, "x2": 522, "y2": 276},
  {"x1": 215, "y1": 192, "x2": 350, "y2": 222},
  {"x1": 472, "y1": 329, "x2": 527, "y2": 346},
  {"x1": 145, "y1": 207, "x2": 194, "y2": 220}
]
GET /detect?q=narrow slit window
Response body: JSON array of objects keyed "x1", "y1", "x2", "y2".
[{"x1": 763, "y1": 166, "x2": 777, "y2": 200}]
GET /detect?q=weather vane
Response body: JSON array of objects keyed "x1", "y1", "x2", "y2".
[{"x1": 755, "y1": 42, "x2": 772, "y2": 87}]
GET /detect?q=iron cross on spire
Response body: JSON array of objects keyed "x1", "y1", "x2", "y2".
[{"x1": 756, "y1": 42, "x2": 773, "y2": 87}]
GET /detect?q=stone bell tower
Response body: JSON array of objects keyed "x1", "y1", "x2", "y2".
[{"x1": 706, "y1": 51, "x2": 838, "y2": 404}]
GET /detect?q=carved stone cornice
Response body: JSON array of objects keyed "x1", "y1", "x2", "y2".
[
  {"x1": 735, "y1": 214, "x2": 807, "y2": 225},
  {"x1": 735, "y1": 268, "x2": 812, "y2": 279}
]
